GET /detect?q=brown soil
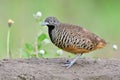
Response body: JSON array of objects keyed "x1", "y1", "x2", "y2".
[{"x1": 0, "y1": 58, "x2": 120, "y2": 80}]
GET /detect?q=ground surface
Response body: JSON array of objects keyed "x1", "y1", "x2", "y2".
[{"x1": 0, "y1": 58, "x2": 120, "y2": 80}]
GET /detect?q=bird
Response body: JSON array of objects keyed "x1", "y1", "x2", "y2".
[{"x1": 41, "y1": 16, "x2": 106, "y2": 69}]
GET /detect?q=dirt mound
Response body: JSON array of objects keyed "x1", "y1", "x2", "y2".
[{"x1": 0, "y1": 58, "x2": 120, "y2": 80}]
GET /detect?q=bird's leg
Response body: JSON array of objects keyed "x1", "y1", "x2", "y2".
[{"x1": 64, "y1": 53, "x2": 83, "y2": 69}]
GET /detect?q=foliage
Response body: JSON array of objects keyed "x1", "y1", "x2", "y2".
[{"x1": 20, "y1": 32, "x2": 46, "y2": 58}]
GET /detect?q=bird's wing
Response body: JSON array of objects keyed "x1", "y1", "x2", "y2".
[{"x1": 60, "y1": 23, "x2": 106, "y2": 50}]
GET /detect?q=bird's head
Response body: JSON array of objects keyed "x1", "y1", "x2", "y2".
[{"x1": 41, "y1": 17, "x2": 60, "y2": 27}]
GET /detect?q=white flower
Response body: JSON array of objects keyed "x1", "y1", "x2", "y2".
[
  {"x1": 56, "y1": 50, "x2": 63, "y2": 55},
  {"x1": 36, "y1": 11, "x2": 42, "y2": 17},
  {"x1": 43, "y1": 39, "x2": 50, "y2": 44},
  {"x1": 112, "y1": 44, "x2": 118, "y2": 50},
  {"x1": 33, "y1": 11, "x2": 42, "y2": 20},
  {"x1": 8, "y1": 19, "x2": 14, "y2": 27},
  {"x1": 38, "y1": 50, "x2": 45, "y2": 55}
]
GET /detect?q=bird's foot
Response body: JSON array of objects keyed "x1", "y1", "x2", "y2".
[
  {"x1": 62, "y1": 60, "x2": 76, "y2": 69},
  {"x1": 62, "y1": 54, "x2": 83, "y2": 69}
]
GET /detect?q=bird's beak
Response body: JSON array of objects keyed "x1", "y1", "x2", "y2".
[{"x1": 40, "y1": 22, "x2": 49, "y2": 26}]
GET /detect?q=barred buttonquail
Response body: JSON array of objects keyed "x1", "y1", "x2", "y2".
[{"x1": 41, "y1": 17, "x2": 106, "y2": 68}]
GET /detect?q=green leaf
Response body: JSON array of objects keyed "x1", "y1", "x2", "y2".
[
  {"x1": 37, "y1": 33, "x2": 47, "y2": 42},
  {"x1": 38, "y1": 43, "x2": 41, "y2": 49},
  {"x1": 21, "y1": 51, "x2": 30, "y2": 58},
  {"x1": 19, "y1": 49, "x2": 31, "y2": 58},
  {"x1": 25, "y1": 43, "x2": 34, "y2": 52},
  {"x1": 30, "y1": 54, "x2": 37, "y2": 58}
]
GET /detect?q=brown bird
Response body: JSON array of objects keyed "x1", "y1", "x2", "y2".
[{"x1": 41, "y1": 17, "x2": 106, "y2": 68}]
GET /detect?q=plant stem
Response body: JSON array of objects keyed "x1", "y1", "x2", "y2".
[
  {"x1": 34, "y1": 37, "x2": 38, "y2": 57},
  {"x1": 7, "y1": 27, "x2": 11, "y2": 58}
]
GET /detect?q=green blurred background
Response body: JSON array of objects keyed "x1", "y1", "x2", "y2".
[{"x1": 0, "y1": 0, "x2": 120, "y2": 59}]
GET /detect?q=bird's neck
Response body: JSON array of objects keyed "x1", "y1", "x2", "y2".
[{"x1": 47, "y1": 25, "x2": 55, "y2": 41}]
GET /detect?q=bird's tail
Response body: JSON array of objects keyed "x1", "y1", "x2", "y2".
[{"x1": 97, "y1": 40, "x2": 107, "y2": 48}]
